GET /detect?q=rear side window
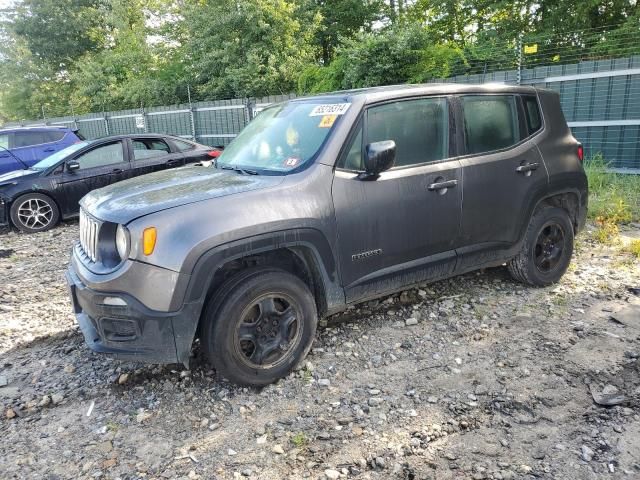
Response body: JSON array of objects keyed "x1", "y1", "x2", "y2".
[
  {"x1": 132, "y1": 138, "x2": 170, "y2": 160},
  {"x1": 522, "y1": 95, "x2": 542, "y2": 135},
  {"x1": 461, "y1": 95, "x2": 519, "y2": 155},
  {"x1": 366, "y1": 97, "x2": 449, "y2": 167},
  {"x1": 13, "y1": 131, "x2": 48, "y2": 148},
  {"x1": 0, "y1": 134, "x2": 8, "y2": 149}
]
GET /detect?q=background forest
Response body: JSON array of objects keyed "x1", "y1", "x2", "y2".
[{"x1": 0, "y1": 0, "x2": 639, "y2": 121}]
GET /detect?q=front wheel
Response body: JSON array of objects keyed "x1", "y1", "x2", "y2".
[
  {"x1": 507, "y1": 206, "x2": 574, "y2": 287},
  {"x1": 10, "y1": 193, "x2": 60, "y2": 233},
  {"x1": 201, "y1": 268, "x2": 318, "y2": 386}
]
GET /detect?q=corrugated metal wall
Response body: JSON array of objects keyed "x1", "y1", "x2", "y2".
[
  {"x1": 440, "y1": 55, "x2": 640, "y2": 170},
  {"x1": 5, "y1": 59, "x2": 639, "y2": 169}
]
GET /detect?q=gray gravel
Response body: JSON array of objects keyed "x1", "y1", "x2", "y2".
[{"x1": 1, "y1": 221, "x2": 639, "y2": 479}]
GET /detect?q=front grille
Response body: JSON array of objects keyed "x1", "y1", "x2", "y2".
[{"x1": 79, "y1": 209, "x2": 101, "y2": 263}]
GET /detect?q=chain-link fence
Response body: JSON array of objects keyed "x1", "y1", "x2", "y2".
[{"x1": 4, "y1": 28, "x2": 640, "y2": 170}]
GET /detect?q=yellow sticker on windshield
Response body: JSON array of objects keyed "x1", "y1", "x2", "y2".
[{"x1": 318, "y1": 115, "x2": 337, "y2": 128}]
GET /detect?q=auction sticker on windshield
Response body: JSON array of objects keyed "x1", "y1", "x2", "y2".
[
  {"x1": 309, "y1": 103, "x2": 351, "y2": 116},
  {"x1": 318, "y1": 115, "x2": 337, "y2": 128}
]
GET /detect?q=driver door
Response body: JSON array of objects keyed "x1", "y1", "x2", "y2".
[
  {"x1": 58, "y1": 140, "x2": 130, "y2": 216},
  {"x1": 332, "y1": 97, "x2": 462, "y2": 303}
]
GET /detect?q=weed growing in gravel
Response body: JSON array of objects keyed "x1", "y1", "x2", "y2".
[
  {"x1": 291, "y1": 433, "x2": 307, "y2": 447},
  {"x1": 626, "y1": 239, "x2": 640, "y2": 259}
]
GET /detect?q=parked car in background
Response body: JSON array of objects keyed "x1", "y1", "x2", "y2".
[
  {"x1": 66, "y1": 84, "x2": 587, "y2": 386},
  {"x1": 0, "y1": 126, "x2": 85, "y2": 175},
  {"x1": 0, "y1": 134, "x2": 221, "y2": 233}
]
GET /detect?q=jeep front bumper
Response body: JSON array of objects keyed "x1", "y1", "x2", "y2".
[{"x1": 66, "y1": 261, "x2": 201, "y2": 366}]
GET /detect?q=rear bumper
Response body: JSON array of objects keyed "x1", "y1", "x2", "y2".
[{"x1": 66, "y1": 263, "x2": 201, "y2": 366}]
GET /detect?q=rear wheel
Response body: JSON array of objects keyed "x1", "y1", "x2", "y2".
[
  {"x1": 10, "y1": 193, "x2": 60, "y2": 233},
  {"x1": 201, "y1": 268, "x2": 317, "y2": 386},
  {"x1": 507, "y1": 206, "x2": 574, "y2": 287}
]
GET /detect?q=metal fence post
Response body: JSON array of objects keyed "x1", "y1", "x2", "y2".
[
  {"x1": 516, "y1": 35, "x2": 523, "y2": 85},
  {"x1": 245, "y1": 98, "x2": 254, "y2": 122},
  {"x1": 188, "y1": 85, "x2": 197, "y2": 141}
]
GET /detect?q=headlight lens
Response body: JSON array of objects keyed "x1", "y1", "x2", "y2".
[{"x1": 115, "y1": 224, "x2": 130, "y2": 261}]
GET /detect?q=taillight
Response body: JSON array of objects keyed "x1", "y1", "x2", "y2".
[
  {"x1": 207, "y1": 150, "x2": 221, "y2": 158},
  {"x1": 577, "y1": 145, "x2": 584, "y2": 162}
]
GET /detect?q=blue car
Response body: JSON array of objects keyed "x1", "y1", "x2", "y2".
[{"x1": 0, "y1": 126, "x2": 84, "y2": 175}]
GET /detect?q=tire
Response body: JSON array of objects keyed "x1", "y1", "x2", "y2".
[
  {"x1": 507, "y1": 206, "x2": 574, "y2": 287},
  {"x1": 10, "y1": 193, "x2": 60, "y2": 233},
  {"x1": 201, "y1": 267, "x2": 318, "y2": 386}
]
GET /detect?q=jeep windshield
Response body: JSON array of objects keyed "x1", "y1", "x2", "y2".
[{"x1": 216, "y1": 101, "x2": 350, "y2": 174}]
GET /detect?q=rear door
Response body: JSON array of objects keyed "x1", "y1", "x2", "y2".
[
  {"x1": 456, "y1": 93, "x2": 547, "y2": 269},
  {"x1": 58, "y1": 140, "x2": 130, "y2": 216},
  {"x1": 9, "y1": 131, "x2": 41, "y2": 166},
  {"x1": 332, "y1": 96, "x2": 462, "y2": 303},
  {"x1": 31, "y1": 130, "x2": 68, "y2": 161},
  {"x1": 128, "y1": 137, "x2": 183, "y2": 177}
]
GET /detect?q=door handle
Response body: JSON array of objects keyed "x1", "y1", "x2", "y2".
[
  {"x1": 166, "y1": 159, "x2": 180, "y2": 165},
  {"x1": 43, "y1": 148, "x2": 55, "y2": 152},
  {"x1": 111, "y1": 168, "x2": 123, "y2": 174},
  {"x1": 428, "y1": 179, "x2": 458, "y2": 191},
  {"x1": 516, "y1": 162, "x2": 539, "y2": 173}
]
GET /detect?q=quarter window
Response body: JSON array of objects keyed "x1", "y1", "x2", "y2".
[
  {"x1": 341, "y1": 122, "x2": 363, "y2": 170},
  {"x1": 173, "y1": 139, "x2": 196, "y2": 151},
  {"x1": 461, "y1": 95, "x2": 520, "y2": 155},
  {"x1": 366, "y1": 98, "x2": 449, "y2": 167},
  {"x1": 75, "y1": 142, "x2": 124, "y2": 169},
  {"x1": 523, "y1": 96, "x2": 542, "y2": 135}
]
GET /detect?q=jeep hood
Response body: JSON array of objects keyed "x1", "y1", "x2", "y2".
[{"x1": 81, "y1": 165, "x2": 284, "y2": 224}]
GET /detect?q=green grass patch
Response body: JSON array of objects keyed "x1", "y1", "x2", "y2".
[{"x1": 584, "y1": 155, "x2": 640, "y2": 224}]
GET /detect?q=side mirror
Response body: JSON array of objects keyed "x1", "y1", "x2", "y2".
[
  {"x1": 67, "y1": 160, "x2": 80, "y2": 172},
  {"x1": 363, "y1": 141, "x2": 395, "y2": 178}
]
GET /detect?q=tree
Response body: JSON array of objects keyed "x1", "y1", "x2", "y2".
[{"x1": 181, "y1": 0, "x2": 319, "y2": 99}]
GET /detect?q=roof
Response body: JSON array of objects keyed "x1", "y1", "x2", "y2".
[
  {"x1": 292, "y1": 82, "x2": 540, "y2": 104},
  {"x1": 0, "y1": 125, "x2": 77, "y2": 134}
]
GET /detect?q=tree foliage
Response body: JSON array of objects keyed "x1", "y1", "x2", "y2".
[{"x1": 0, "y1": 0, "x2": 638, "y2": 121}]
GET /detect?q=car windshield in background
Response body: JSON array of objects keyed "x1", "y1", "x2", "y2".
[
  {"x1": 216, "y1": 101, "x2": 350, "y2": 173},
  {"x1": 30, "y1": 141, "x2": 89, "y2": 170}
]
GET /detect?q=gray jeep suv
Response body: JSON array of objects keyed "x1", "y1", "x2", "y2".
[{"x1": 66, "y1": 84, "x2": 588, "y2": 386}]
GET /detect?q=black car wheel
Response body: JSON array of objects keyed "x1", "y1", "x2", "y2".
[
  {"x1": 10, "y1": 193, "x2": 60, "y2": 233},
  {"x1": 201, "y1": 267, "x2": 317, "y2": 386},
  {"x1": 508, "y1": 206, "x2": 574, "y2": 286}
]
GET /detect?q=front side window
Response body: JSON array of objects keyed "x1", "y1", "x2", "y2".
[
  {"x1": 366, "y1": 97, "x2": 449, "y2": 168},
  {"x1": 217, "y1": 101, "x2": 348, "y2": 173},
  {"x1": 132, "y1": 139, "x2": 170, "y2": 160},
  {"x1": 75, "y1": 142, "x2": 124, "y2": 170},
  {"x1": 461, "y1": 95, "x2": 520, "y2": 155}
]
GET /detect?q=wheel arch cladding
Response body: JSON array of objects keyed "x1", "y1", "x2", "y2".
[{"x1": 170, "y1": 229, "x2": 345, "y2": 365}]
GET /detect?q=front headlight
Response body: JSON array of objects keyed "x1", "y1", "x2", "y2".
[{"x1": 115, "y1": 224, "x2": 130, "y2": 261}]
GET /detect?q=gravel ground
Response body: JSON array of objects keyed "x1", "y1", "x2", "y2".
[{"x1": 1, "y1": 221, "x2": 639, "y2": 480}]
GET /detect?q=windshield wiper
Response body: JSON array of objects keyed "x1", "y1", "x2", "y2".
[{"x1": 219, "y1": 165, "x2": 259, "y2": 175}]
